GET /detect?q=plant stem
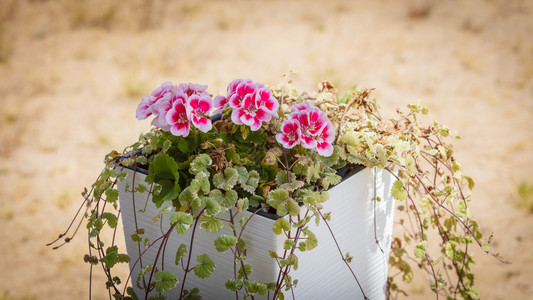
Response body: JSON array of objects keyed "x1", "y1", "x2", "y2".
[
  {"x1": 318, "y1": 210, "x2": 368, "y2": 300},
  {"x1": 179, "y1": 208, "x2": 206, "y2": 299}
]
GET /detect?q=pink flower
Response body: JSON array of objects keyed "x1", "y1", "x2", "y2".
[
  {"x1": 280, "y1": 102, "x2": 335, "y2": 157},
  {"x1": 151, "y1": 81, "x2": 177, "y2": 102},
  {"x1": 151, "y1": 98, "x2": 172, "y2": 131},
  {"x1": 232, "y1": 94, "x2": 271, "y2": 131},
  {"x1": 178, "y1": 83, "x2": 209, "y2": 97},
  {"x1": 213, "y1": 95, "x2": 228, "y2": 113},
  {"x1": 227, "y1": 78, "x2": 253, "y2": 98},
  {"x1": 276, "y1": 119, "x2": 301, "y2": 149},
  {"x1": 291, "y1": 101, "x2": 316, "y2": 113},
  {"x1": 290, "y1": 105, "x2": 329, "y2": 144},
  {"x1": 226, "y1": 79, "x2": 279, "y2": 131},
  {"x1": 315, "y1": 119, "x2": 335, "y2": 157},
  {"x1": 229, "y1": 81, "x2": 258, "y2": 110},
  {"x1": 186, "y1": 94, "x2": 213, "y2": 133},
  {"x1": 136, "y1": 96, "x2": 153, "y2": 120},
  {"x1": 166, "y1": 99, "x2": 190, "y2": 137},
  {"x1": 255, "y1": 88, "x2": 279, "y2": 118}
]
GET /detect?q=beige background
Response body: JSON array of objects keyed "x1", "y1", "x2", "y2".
[{"x1": 0, "y1": 0, "x2": 532, "y2": 299}]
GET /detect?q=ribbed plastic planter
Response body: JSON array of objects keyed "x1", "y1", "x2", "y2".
[{"x1": 117, "y1": 166, "x2": 395, "y2": 299}]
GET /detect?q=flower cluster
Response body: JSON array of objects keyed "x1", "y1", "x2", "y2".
[
  {"x1": 276, "y1": 102, "x2": 335, "y2": 157},
  {"x1": 137, "y1": 79, "x2": 335, "y2": 157},
  {"x1": 136, "y1": 82, "x2": 213, "y2": 137},
  {"x1": 214, "y1": 79, "x2": 279, "y2": 131}
]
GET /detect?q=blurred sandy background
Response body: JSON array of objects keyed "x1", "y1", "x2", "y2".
[{"x1": 0, "y1": 0, "x2": 532, "y2": 299}]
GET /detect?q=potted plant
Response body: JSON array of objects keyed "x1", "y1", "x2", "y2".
[{"x1": 49, "y1": 75, "x2": 504, "y2": 300}]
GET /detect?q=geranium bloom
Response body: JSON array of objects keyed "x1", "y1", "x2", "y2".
[
  {"x1": 151, "y1": 97, "x2": 173, "y2": 131},
  {"x1": 279, "y1": 102, "x2": 335, "y2": 157},
  {"x1": 213, "y1": 95, "x2": 228, "y2": 113},
  {"x1": 136, "y1": 96, "x2": 153, "y2": 120},
  {"x1": 231, "y1": 92, "x2": 271, "y2": 131},
  {"x1": 314, "y1": 119, "x2": 335, "y2": 157},
  {"x1": 166, "y1": 99, "x2": 190, "y2": 137},
  {"x1": 227, "y1": 80, "x2": 279, "y2": 131},
  {"x1": 151, "y1": 81, "x2": 177, "y2": 102},
  {"x1": 186, "y1": 94, "x2": 213, "y2": 133},
  {"x1": 229, "y1": 81, "x2": 258, "y2": 110},
  {"x1": 255, "y1": 87, "x2": 279, "y2": 118},
  {"x1": 227, "y1": 78, "x2": 253, "y2": 99},
  {"x1": 276, "y1": 119, "x2": 301, "y2": 149},
  {"x1": 178, "y1": 82, "x2": 209, "y2": 97},
  {"x1": 291, "y1": 101, "x2": 316, "y2": 113}
]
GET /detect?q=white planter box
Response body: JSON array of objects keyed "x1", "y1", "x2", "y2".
[{"x1": 117, "y1": 166, "x2": 395, "y2": 299}]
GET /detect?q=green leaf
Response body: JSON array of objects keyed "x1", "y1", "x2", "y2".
[
  {"x1": 391, "y1": 180, "x2": 407, "y2": 201},
  {"x1": 214, "y1": 235, "x2": 238, "y2": 252},
  {"x1": 101, "y1": 246, "x2": 118, "y2": 268},
  {"x1": 190, "y1": 154, "x2": 212, "y2": 175},
  {"x1": 277, "y1": 198, "x2": 300, "y2": 217},
  {"x1": 414, "y1": 241, "x2": 427, "y2": 258},
  {"x1": 194, "y1": 254, "x2": 216, "y2": 279},
  {"x1": 225, "y1": 148, "x2": 240, "y2": 164},
  {"x1": 151, "y1": 205, "x2": 173, "y2": 223},
  {"x1": 249, "y1": 282, "x2": 267, "y2": 296},
  {"x1": 273, "y1": 218, "x2": 290, "y2": 235},
  {"x1": 147, "y1": 153, "x2": 181, "y2": 207},
  {"x1": 102, "y1": 212, "x2": 118, "y2": 229},
  {"x1": 303, "y1": 228, "x2": 318, "y2": 251},
  {"x1": 205, "y1": 197, "x2": 221, "y2": 216},
  {"x1": 169, "y1": 212, "x2": 194, "y2": 235},
  {"x1": 105, "y1": 188, "x2": 119, "y2": 203},
  {"x1": 195, "y1": 172, "x2": 211, "y2": 195},
  {"x1": 213, "y1": 168, "x2": 239, "y2": 191},
  {"x1": 210, "y1": 189, "x2": 238, "y2": 208},
  {"x1": 267, "y1": 189, "x2": 289, "y2": 209},
  {"x1": 200, "y1": 216, "x2": 223, "y2": 233},
  {"x1": 242, "y1": 170, "x2": 260, "y2": 193},
  {"x1": 238, "y1": 264, "x2": 252, "y2": 279},
  {"x1": 126, "y1": 287, "x2": 139, "y2": 300},
  {"x1": 177, "y1": 132, "x2": 198, "y2": 153},
  {"x1": 175, "y1": 243, "x2": 187, "y2": 265},
  {"x1": 154, "y1": 270, "x2": 178, "y2": 293},
  {"x1": 236, "y1": 197, "x2": 249, "y2": 213},
  {"x1": 153, "y1": 179, "x2": 180, "y2": 208},
  {"x1": 147, "y1": 153, "x2": 179, "y2": 181},
  {"x1": 276, "y1": 171, "x2": 296, "y2": 185},
  {"x1": 178, "y1": 186, "x2": 197, "y2": 208},
  {"x1": 280, "y1": 180, "x2": 305, "y2": 192},
  {"x1": 284, "y1": 239, "x2": 295, "y2": 250},
  {"x1": 225, "y1": 279, "x2": 243, "y2": 292},
  {"x1": 321, "y1": 173, "x2": 341, "y2": 190},
  {"x1": 287, "y1": 253, "x2": 298, "y2": 270}
]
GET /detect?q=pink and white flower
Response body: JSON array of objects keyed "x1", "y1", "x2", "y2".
[
  {"x1": 136, "y1": 96, "x2": 153, "y2": 120},
  {"x1": 277, "y1": 101, "x2": 335, "y2": 157},
  {"x1": 226, "y1": 79, "x2": 279, "y2": 131},
  {"x1": 151, "y1": 81, "x2": 177, "y2": 102},
  {"x1": 314, "y1": 119, "x2": 335, "y2": 157},
  {"x1": 186, "y1": 94, "x2": 213, "y2": 133},
  {"x1": 231, "y1": 93, "x2": 271, "y2": 131},
  {"x1": 276, "y1": 119, "x2": 301, "y2": 149},
  {"x1": 178, "y1": 82, "x2": 209, "y2": 97},
  {"x1": 166, "y1": 99, "x2": 190, "y2": 137},
  {"x1": 255, "y1": 87, "x2": 279, "y2": 118},
  {"x1": 213, "y1": 95, "x2": 228, "y2": 113},
  {"x1": 227, "y1": 78, "x2": 253, "y2": 99},
  {"x1": 229, "y1": 81, "x2": 258, "y2": 110}
]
